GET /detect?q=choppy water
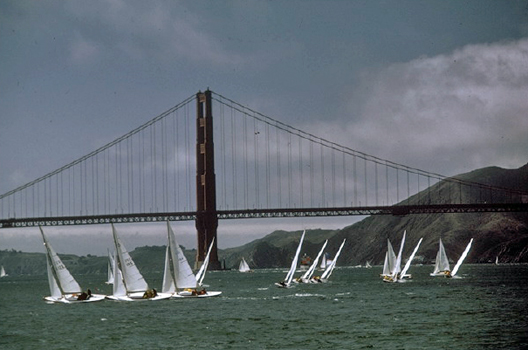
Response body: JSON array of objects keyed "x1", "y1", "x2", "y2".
[{"x1": 1, "y1": 264, "x2": 527, "y2": 349}]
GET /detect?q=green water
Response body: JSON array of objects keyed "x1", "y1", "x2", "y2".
[{"x1": 1, "y1": 265, "x2": 527, "y2": 349}]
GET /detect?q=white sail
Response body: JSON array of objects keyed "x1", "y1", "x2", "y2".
[
  {"x1": 279, "y1": 230, "x2": 305, "y2": 286},
  {"x1": 301, "y1": 240, "x2": 328, "y2": 281},
  {"x1": 167, "y1": 222, "x2": 197, "y2": 289},
  {"x1": 451, "y1": 238, "x2": 473, "y2": 276},
  {"x1": 391, "y1": 230, "x2": 406, "y2": 279},
  {"x1": 320, "y1": 254, "x2": 327, "y2": 269},
  {"x1": 0, "y1": 266, "x2": 7, "y2": 277},
  {"x1": 106, "y1": 249, "x2": 115, "y2": 285},
  {"x1": 46, "y1": 257, "x2": 62, "y2": 298},
  {"x1": 400, "y1": 237, "x2": 423, "y2": 277},
  {"x1": 161, "y1": 245, "x2": 176, "y2": 294},
  {"x1": 195, "y1": 237, "x2": 215, "y2": 286},
  {"x1": 111, "y1": 224, "x2": 149, "y2": 293},
  {"x1": 381, "y1": 239, "x2": 396, "y2": 277},
  {"x1": 321, "y1": 239, "x2": 346, "y2": 280},
  {"x1": 239, "y1": 258, "x2": 251, "y2": 272},
  {"x1": 432, "y1": 238, "x2": 451, "y2": 275},
  {"x1": 40, "y1": 227, "x2": 82, "y2": 295},
  {"x1": 382, "y1": 252, "x2": 390, "y2": 276},
  {"x1": 112, "y1": 250, "x2": 127, "y2": 297}
]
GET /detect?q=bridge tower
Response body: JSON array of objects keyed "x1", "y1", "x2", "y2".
[{"x1": 195, "y1": 90, "x2": 221, "y2": 270}]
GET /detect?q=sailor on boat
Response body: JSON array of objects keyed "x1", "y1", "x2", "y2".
[{"x1": 77, "y1": 289, "x2": 92, "y2": 301}]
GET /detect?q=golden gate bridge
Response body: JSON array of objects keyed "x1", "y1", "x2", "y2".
[{"x1": 1, "y1": 90, "x2": 527, "y2": 268}]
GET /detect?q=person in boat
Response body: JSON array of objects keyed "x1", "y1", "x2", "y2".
[
  {"x1": 77, "y1": 289, "x2": 92, "y2": 301},
  {"x1": 142, "y1": 289, "x2": 157, "y2": 298},
  {"x1": 278, "y1": 281, "x2": 287, "y2": 287},
  {"x1": 444, "y1": 270, "x2": 452, "y2": 278},
  {"x1": 198, "y1": 289, "x2": 207, "y2": 295}
]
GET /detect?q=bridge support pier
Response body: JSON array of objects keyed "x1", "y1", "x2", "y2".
[{"x1": 195, "y1": 90, "x2": 221, "y2": 270}]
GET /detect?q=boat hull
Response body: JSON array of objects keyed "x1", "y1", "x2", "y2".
[
  {"x1": 44, "y1": 294, "x2": 106, "y2": 303},
  {"x1": 106, "y1": 292, "x2": 172, "y2": 301},
  {"x1": 172, "y1": 291, "x2": 222, "y2": 298}
]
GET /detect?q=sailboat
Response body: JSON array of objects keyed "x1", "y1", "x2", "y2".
[
  {"x1": 164, "y1": 222, "x2": 222, "y2": 298},
  {"x1": 380, "y1": 239, "x2": 397, "y2": 278},
  {"x1": 195, "y1": 237, "x2": 215, "y2": 286},
  {"x1": 238, "y1": 257, "x2": 252, "y2": 273},
  {"x1": 298, "y1": 240, "x2": 328, "y2": 283},
  {"x1": 105, "y1": 249, "x2": 115, "y2": 285},
  {"x1": 397, "y1": 237, "x2": 423, "y2": 282},
  {"x1": 430, "y1": 238, "x2": 452, "y2": 277},
  {"x1": 316, "y1": 239, "x2": 346, "y2": 283},
  {"x1": 450, "y1": 238, "x2": 474, "y2": 278},
  {"x1": 106, "y1": 224, "x2": 171, "y2": 301},
  {"x1": 275, "y1": 230, "x2": 305, "y2": 288},
  {"x1": 40, "y1": 227, "x2": 105, "y2": 303},
  {"x1": 0, "y1": 265, "x2": 7, "y2": 278},
  {"x1": 383, "y1": 231, "x2": 406, "y2": 283}
]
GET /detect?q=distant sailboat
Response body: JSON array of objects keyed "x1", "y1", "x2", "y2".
[
  {"x1": 0, "y1": 265, "x2": 7, "y2": 278},
  {"x1": 317, "y1": 239, "x2": 346, "y2": 283},
  {"x1": 275, "y1": 230, "x2": 305, "y2": 288},
  {"x1": 238, "y1": 258, "x2": 252, "y2": 273},
  {"x1": 165, "y1": 222, "x2": 221, "y2": 298},
  {"x1": 430, "y1": 238, "x2": 451, "y2": 277},
  {"x1": 40, "y1": 226, "x2": 105, "y2": 303},
  {"x1": 107, "y1": 224, "x2": 171, "y2": 301}
]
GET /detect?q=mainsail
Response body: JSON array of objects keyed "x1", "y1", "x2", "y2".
[
  {"x1": 391, "y1": 230, "x2": 406, "y2": 279},
  {"x1": 111, "y1": 224, "x2": 149, "y2": 293},
  {"x1": 301, "y1": 240, "x2": 328, "y2": 281},
  {"x1": 106, "y1": 249, "x2": 115, "y2": 285},
  {"x1": 281, "y1": 230, "x2": 306, "y2": 286},
  {"x1": 40, "y1": 226, "x2": 82, "y2": 295},
  {"x1": 320, "y1": 239, "x2": 346, "y2": 280},
  {"x1": 166, "y1": 221, "x2": 198, "y2": 290},
  {"x1": 451, "y1": 238, "x2": 473, "y2": 276},
  {"x1": 432, "y1": 238, "x2": 451, "y2": 275},
  {"x1": 400, "y1": 237, "x2": 423, "y2": 278},
  {"x1": 195, "y1": 237, "x2": 215, "y2": 286}
]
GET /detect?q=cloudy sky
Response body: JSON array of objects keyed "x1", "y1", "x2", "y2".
[{"x1": 1, "y1": 1, "x2": 527, "y2": 255}]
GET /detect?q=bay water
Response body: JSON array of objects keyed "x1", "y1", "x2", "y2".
[{"x1": 1, "y1": 264, "x2": 527, "y2": 349}]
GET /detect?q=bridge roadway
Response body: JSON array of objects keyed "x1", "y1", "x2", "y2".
[{"x1": 1, "y1": 203, "x2": 527, "y2": 228}]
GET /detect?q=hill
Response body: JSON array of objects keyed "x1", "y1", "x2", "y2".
[{"x1": 220, "y1": 163, "x2": 528, "y2": 268}]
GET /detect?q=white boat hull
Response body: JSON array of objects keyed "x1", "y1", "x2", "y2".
[
  {"x1": 172, "y1": 290, "x2": 222, "y2": 298},
  {"x1": 44, "y1": 293, "x2": 106, "y2": 303},
  {"x1": 106, "y1": 292, "x2": 172, "y2": 301}
]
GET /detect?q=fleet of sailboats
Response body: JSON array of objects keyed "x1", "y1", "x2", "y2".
[{"x1": 27, "y1": 223, "x2": 479, "y2": 302}]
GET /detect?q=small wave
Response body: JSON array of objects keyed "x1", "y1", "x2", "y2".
[{"x1": 293, "y1": 293, "x2": 326, "y2": 298}]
